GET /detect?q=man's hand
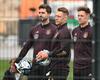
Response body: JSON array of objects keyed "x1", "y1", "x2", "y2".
[
  {"x1": 9, "y1": 58, "x2": 18, "y2": 73},
  {"x1": 10, "y1": 63, "x2": 17, "y2": 73},
  {"x1": 36, "y1": 50, "x2": 49, "y2": 61}
]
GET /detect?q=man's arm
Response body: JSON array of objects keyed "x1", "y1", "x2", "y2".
[
  {"x1": 15, "y1": 29, "x2": 34, "y2": 63},
  {"x1": 49, "y1": 29, "x2": 71, "y2": 58},
  {"x1": 15, "y1": 41, "x2": 33, "y2": 63}
]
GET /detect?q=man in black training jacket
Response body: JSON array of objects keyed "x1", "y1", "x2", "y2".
[
  {"x1": 15, "y1": 4, "x2": 56, "y2": 80},
  {"x1": 48, "y1": 7, "x2": 71, "y2": 80},
  {"x1": 72, "y1": 6, "x2": 93, "y2": 80}
]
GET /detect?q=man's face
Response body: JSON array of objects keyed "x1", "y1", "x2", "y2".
[
  {"x1": 78, "y1": 11, "x2": 89, "y2": 25},
  {"x1": 55, "y1": 11, "x2": 66, "y2": 26},
  {"x1": 38, "y1": 8, "x2": 49, "y2": 22}
]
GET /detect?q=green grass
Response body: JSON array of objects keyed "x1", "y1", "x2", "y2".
[
  {"x1": 0, "y1": 60, "x2": 10, "y2": 80},
  {"x1": 67, "y1": 61, "x2": 73, "y2": 80},
  {"x1": 0, "y1": 60, "x2": 73, "y2": 80}
]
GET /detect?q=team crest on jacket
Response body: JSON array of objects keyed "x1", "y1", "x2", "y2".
[
  {"x1": 83, "y1": 32, "x2": 88, "y2": 38},
  {"x1": 34, "y1": 31, "x2": 39, "y2": 39},
  {"x1": 46, "y1": 29, "x2": 51, "y2": 35},
  {"x1": 73, "y1": 33, "x2": 77, "y2": 42},
  {"x1": 36, "y1": 31, "x2": 39, "y2": 33},
  {"x1": 34, "y1": 34, "x2": 39, "y2": 39}
]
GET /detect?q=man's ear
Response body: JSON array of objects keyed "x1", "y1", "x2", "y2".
[
  {"x1": 64, "y1": 15, "x2": 67, "y2": 21},
  {"x1": 87, "y1": 13, "x2": 90, "y2": 19}
]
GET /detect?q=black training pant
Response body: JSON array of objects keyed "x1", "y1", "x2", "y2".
[
  {"x1": 28, "y1": 64, "x2": 49, "y2": 80},
  {"x1": 74, "y1": 67, "x2": 93, "y2": 80},
  {"x1": 50, "y1": 68, "x2": 69, "y2": 80}
]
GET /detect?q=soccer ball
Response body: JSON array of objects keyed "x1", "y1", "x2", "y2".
[
  {"x1": 37, "y1": 49, "x2": 51, "y2": 66},
  {"x1": 38, "y1": 58, "x2": 51, "y2": 66},
  {"x1": 15, "y1": 59, "x2": 32, "y2": 75}
]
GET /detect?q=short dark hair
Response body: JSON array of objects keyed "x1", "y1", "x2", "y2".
[
  {"x1": 77, "y1": 6, "x2": 91, "y2": 14},
  {"x1": 57, "y1": 7, "x2": 69, "y2": 15},
  {"x1": 39, "y1": 4, "x2": 51, "y2": 14}
]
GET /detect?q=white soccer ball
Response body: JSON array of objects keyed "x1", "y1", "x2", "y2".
[
  {"x1": 15, "y1": 59, "x2": 32, "y2": 75},
  {"x1": 38, "y1": 49, "x2": 51, "y2": 66},
  {"x1": 38, "y1": 58, "x2": 51, "y2": 66}
]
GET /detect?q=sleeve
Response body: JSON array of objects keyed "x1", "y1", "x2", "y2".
[
  {"x1": 15, "y1": 29, "x2": 34, "y2": 63},
  {"x1": 89, "y1": 27, "x2": 93, "y2": 39}
]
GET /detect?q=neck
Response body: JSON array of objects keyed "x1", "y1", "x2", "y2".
[
  {"x1": 42, "y1": 18, "x2": 50, "y2": 26},
  {"x1": 80, "y1": 22, "x2": 88, "y2": 28},
  {"x1": 62, "y1": 21, "x2": 66, "y2": 25},
  {"x1": 57, "y1": 21, "x2": 66, "y2": 27}
]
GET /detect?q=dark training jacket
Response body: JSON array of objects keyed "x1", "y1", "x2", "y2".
[
  {"x1": 49, "y1": 23, "x2": 71, "y2": 70},
  {"x1": 15, "y1": 23, "x2": 56, "y2": 63},
  {"x1": 72, "y1": 23, "x2": 93, "y2": 69}
]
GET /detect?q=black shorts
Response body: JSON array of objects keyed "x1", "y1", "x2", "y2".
[
  {"x1": 74, "y1": 67, "x2": 93, "y2": 80},
  {"x1": 28, "y1": 64, "x2": 49, "y2": 80},
  {"x1": 49, "y1": 68, "x2": 69, "y2": 80}
]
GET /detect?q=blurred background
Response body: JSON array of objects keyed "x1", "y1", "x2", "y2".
[{"x1": 0, "y1": 0, "x2": 96, "y2": 80}]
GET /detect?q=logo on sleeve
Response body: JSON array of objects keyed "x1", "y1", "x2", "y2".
[
  {"x1": 73, "y1": 33, "x2": 77, "y2": 42},
  {"x1": 83, "y1": 32, "x2": 88, "y2": 38},
  {"x1": 34, "y1": 31, "x2": 39, "y2": 39}
]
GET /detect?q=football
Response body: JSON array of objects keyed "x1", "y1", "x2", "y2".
[
  {"x1": 15, "y1": 59, "x2": 32, "y2": 75},
  {"x1": 38, "y1": 58, "x2": 51, "y2": 66}
]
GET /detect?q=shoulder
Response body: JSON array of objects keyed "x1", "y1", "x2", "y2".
[
  {"x1": 89, "y1": 26, "x2": 93, "y2": 31},
  {"x1": 72, "y1": 27, "x2": 79, "y2": 32},
  {"x1": 33, "y1": 23, "x2": 41, "y2": 29},
  {"x1": 72, "y1": 27, "x2": 79, "y2": 36},
  {"x1": 86, "y1": 25, "x2": 93, "y2": 33},
  {"x1": 49, "y1": 23, "x2": 57, "y2": 28},
  {"x1": 30, "y1": 23, "x2": 41, "y2": 30},
  {"x1": 87, "y1": 26, "x2": 93, "y2": 36},
  {"x1": 48, "y1": 23, "x2": 57, "y2": 32},
  {"x1": 60, "y1": 26, "x2": 71, "y2": 37},
  {"x1": 29, "y1": 23, "x2": 41, "y2": 35},
  {"x1": 73, "y1": 26, "x2": 79, "y2": 31},
  {"x1": 86, "y1": 26, "x2": 93, "y2": 38},
  {"x1": 64, "y1": 26, "x2": 70, "y2": 31},
  {"x1": 63, "y1": 26, "x2": 71, "y2": 35}
]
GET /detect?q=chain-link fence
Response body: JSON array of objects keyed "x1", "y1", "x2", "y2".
[{"x1": 0, "y1": 0, "x2": 95, "y2": 80}]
